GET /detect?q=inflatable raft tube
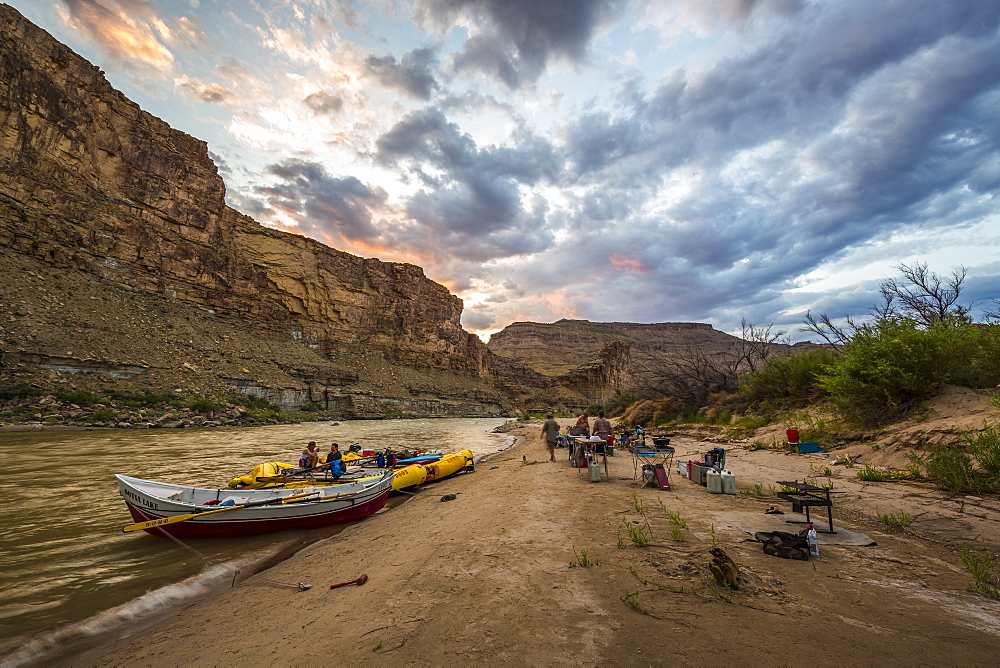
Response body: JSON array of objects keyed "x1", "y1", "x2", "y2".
[
  {"x1": 422, "y1": 450, "x2": 473, "y2": 483},
  {"x1": 391, "y1": 463, "x2": 429, "y2": 491}
]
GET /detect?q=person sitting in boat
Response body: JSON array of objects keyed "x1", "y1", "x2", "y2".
[
  {"x1": 300, "y1": 441, "x2": 320, "y2": 470},
  {"x1": 575, "y1": 412, "x2": 591, "y2": 438},
  {"x1": 324, "y1": 443, "x2": 344, "y2": 479}
]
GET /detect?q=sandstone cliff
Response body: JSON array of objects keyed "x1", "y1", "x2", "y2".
[
  {"x1": 0, "y1": 5, "x2": 539, "y2": 418},
  {"x1": 488, "y1": 319, "x2": 741, "y2": 376}
]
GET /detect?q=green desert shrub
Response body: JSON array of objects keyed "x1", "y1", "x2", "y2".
[
  {"x1": 53, "y1": 389, "x2": 105, "y2": 406},
  {"x1": 106, "y1": 389, "x2": 181, "y2": 407},
  {"x1": 0, "y1": 383, "x2": 42, "y2": 402},
  {"x1": 818, "y1": 319, "x2": 979, "y2": 426},
  {"x1": 739, "y1": 348, "x2": 838, "y2": 409},
  {"x1": 230, "y1": 393, "x2": 276, "y2": 410},
  {"x1": 965, "y1": 422, "x2": 1000, "y2": 477},
  {"x1": 921, "y1": 445, "x2": 992, "y2": 494},
  {"x1": 960, "y1": 547, "x2": 1000, "y2": 599},
  {"x1": 186, "y1": 397, "x2": 221, "y2": 413},
  {"x1": 856, "y1": 464, "x2": 889, "y2": 482},
  {"x1": 962, "y1": 325, "x2": 1000, "y2": 389},
  {"x1": 603, "y1": 389, "x2": 639, "y2": 417}
]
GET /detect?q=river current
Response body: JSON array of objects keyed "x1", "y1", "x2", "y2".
[{"x1": 0, "y1": 418, "x2": 514, "y2": 664}]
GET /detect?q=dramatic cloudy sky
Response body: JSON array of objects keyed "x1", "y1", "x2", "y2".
[{"x1": 12, "y1": 0, "x2": 1000, "y2": 341}]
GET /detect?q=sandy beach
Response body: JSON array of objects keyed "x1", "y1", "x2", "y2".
[{"x1": 75, "y1": 420, "x2": 1000, "y2": 666}]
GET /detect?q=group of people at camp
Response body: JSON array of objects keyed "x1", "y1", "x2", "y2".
[
  {"x1": 540, "y1": 412, "x2": 647, "y2": 462},
  {"x1": 540, "y1": 411, "x2": 616, "y2": 462}
]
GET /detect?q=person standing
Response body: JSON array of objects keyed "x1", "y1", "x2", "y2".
[
  {"x1": 593, "y1": 411, "x2": 613, "y2": 443},
  {"x1": 541, "y1": 414, "x2": 560, "y2": 462},
  {"x1": 575, "y1": 412, "x2": 591, "y2": 438}
]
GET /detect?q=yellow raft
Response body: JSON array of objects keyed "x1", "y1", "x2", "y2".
[
  {"x1": 391, "y1": 449, "x2": 474, "y2": 490},
  {"x1": 229, "y1": 450, "x2": 474, "y2": 491}
]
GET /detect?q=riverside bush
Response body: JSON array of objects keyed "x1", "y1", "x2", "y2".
[
  {"x1": 965, "y1": 422, "x2": 1000, "y2": 477},
  {"x1": 922, "y1": 445, "x2": 992, "y2": 494},
  {"x1": 739, "y1": 348, "x2": 837, "y2": 410},
  {"x1": 818, "y1": 319, "x2": 995, "y2": 426}
]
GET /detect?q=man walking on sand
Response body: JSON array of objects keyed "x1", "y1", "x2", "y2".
[{"x1": 541, "y1": 414, "x2": 559, "y2": 462}]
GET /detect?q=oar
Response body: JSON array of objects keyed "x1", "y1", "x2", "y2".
[{"x1": 122, "y1": 491, "x2": 319, "y2": 533}]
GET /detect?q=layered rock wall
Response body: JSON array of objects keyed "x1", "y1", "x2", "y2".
[
  {"x1": 488, "y1": 319, "x2": 739, "y2": 377},
  {"x1": 0, "y1": 5, "x2": 525, "y2": 415}
]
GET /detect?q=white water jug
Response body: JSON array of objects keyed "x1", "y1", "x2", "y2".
[
  {"x1": 589, "y1": 458, "x2": 602, "y2": 482},
  {"x1": 706, "y1": 468, "x2": 723, "y2": 493},
  {"x1": 721, "y1": 469, "x2": 736, "y2": 494}
]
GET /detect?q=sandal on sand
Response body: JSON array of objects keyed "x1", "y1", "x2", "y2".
[{"x1": 764, "y1": 506, "x2": 784, "y2": 515}]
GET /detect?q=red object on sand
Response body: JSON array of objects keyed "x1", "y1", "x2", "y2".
[{"x1": 330, "y1": 574, "x2": 369, "y2": 589}]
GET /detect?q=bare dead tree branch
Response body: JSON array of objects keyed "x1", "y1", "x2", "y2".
[
  {"x1": 888, "y1": 262, "x2": 968, "y2": 327},
  {"x1": 801, "y1": 311, "x2": 854, "y2": 347}
]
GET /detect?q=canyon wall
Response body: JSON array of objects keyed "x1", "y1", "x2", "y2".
[
  {"x1": 0, "y1": 5, "x2": 535, "y2": 416},
  {"x1": 488, "y1": 319, "x2": 739, "y2": 377}
]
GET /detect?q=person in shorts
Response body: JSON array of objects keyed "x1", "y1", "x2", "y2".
[{"x1": 541, "y1": 414, "x2": 560, "y2": 462}]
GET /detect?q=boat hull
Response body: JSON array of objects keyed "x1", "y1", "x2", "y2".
[{"x1": 116, "y1": 472, "x2": 393, "y2": 539}]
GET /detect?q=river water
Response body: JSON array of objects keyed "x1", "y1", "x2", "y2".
[{"x1": 0, "y1": 418, "x2": 514, "y2": 664}]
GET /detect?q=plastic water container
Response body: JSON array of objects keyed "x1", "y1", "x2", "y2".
[
  {"x1": 677, "y1": 459, "x2": 689, "y2": 478},
  {"x1": 706, "y1": 468, "x2": 723, "y2": 493},
  {"x1": 720, "y1": 469, "x2": 736, "y2": 494},
  {"x1": 589, "y1": 458, "x2": 602, "y2": 482}
]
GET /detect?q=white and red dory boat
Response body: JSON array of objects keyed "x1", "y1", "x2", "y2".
[{"x1": 115, "y1": 470, "x2": 394, "y2": 539}]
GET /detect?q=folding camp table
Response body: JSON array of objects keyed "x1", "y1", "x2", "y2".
[{"x1": 630, "y1": 443, "x2": 674, "y2": 490}]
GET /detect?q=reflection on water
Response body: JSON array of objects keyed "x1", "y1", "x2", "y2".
[{"x1": 0, "y1": 418, "x2": 513, "y2": 662}]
